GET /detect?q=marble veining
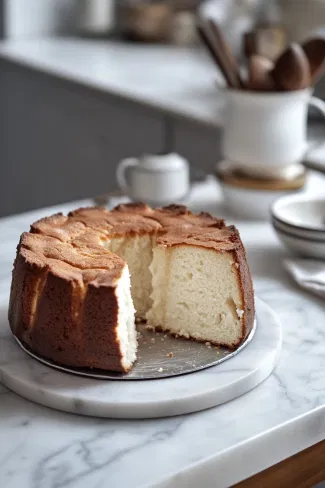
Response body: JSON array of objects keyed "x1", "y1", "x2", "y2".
[{"x1": 1, "y1": 179, "x2": 325, "y2": 488}]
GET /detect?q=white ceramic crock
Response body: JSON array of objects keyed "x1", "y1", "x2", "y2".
[{"x1": 222, "y1": 88, "x2": 325, "y2": 177}]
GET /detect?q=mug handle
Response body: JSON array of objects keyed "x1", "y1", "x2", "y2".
[
  {"x1": 304, "y1": 96, "x2": 325, "y2": 170},
  {"x1": 116, "y1": 158, "x2": 138, "y2": 193}
]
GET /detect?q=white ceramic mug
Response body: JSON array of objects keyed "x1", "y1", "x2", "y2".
[
  {"x1": 222, "y1": 88, "x2": 325, "y2": 177},
  {"x1": 116, "y1": 153, "x2": 190, "y2": 206}
]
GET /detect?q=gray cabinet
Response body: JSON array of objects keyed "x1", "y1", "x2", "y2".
[
  {"x1": 171, "y1": 118, "x2": 221, "y2": 174},
  {"x1": 0, "y1": 58, "x2": 222, "y2": 217},
  {"x1": 0, "y1": 59, "x2": 165, "y2": 216}
]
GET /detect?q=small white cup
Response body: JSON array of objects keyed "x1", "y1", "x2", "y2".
[
  {"x1": 222, "y1": 88, "x2": 325, "y2": 177},
  {"x1": 116, "y1": 153, "x2": 190, "y2": 206}
]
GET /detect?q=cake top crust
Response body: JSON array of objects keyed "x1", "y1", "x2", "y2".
[
  {"x1": 69, "y1": 207, "x2": 162, "y2": 235},
  {"x1": 19, "y1": 231, "x2": 125, "y2": 286},
  {"x1": 112, "y1": 202, "x2": 153, "y2": 215},
  {"x1": 31, "y1": 213, "x2": 90, "y2": 242},
  {"x1": 21, "y1": 204, "x2": 233, "y2": 286},
  {"x1": 112, "y1": 203, "x2": 225, "y2": 229},
  {"x1": 156, "y1": 226, "x2": 242, "y2": 252}
]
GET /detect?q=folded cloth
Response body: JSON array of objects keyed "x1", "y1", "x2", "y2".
[{"x1": 284, "y1": 259, "x2": 325, "y2": 299}]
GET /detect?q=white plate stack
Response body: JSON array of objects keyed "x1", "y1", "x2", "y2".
[{"x1": 271, "y1": 194, "x2": 325, "y2": 259}]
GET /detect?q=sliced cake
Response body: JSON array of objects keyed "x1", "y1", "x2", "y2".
[{"x1": 8, "y1": 204, "x2": 255, "y2": 372}]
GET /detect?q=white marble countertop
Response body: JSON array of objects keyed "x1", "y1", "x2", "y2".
[
  {"x1": 0, "y1": 38, "x2": 225, "y2": 127},
  {"x1": 1, "y1": 175, "x2": 325, "y2": 488}
]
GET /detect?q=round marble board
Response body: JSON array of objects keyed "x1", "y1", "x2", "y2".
[{"x1": 0, "y1": 297, "x2": 281, "y2": 418}]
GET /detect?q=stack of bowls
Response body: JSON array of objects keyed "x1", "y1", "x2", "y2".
[
  {"x1": 215, "y1": 161, "x2": 307, "y2": 220},
  {"x1": 271, "y1": 194, "x2": 325, "y2": 259}
]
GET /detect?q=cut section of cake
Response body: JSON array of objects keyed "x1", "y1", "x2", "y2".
[
  {"x1": 146, "y1": 226, "x2": 254, "y2": 347},
  {"x1": 108, "y1": 234, "x2": 156, "y2": 320},
  {"x1": 69, "y1": 206, "x2": 162, "y2": 320}
]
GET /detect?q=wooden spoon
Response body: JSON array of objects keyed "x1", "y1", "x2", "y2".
[
  {"x1": 197, "y1": 21, "x2": 238, "y2": 88},
  {"x1": 247, "y1": 55, "x2": 275, "y2": 91},
  {"x1": 302, "y1": 37, "x2": 325, "y2": 84},
  {"x1": 208, "y1": 19, "x2": 244, "y2": 89},
  {"x1": 197, "y1": 23, "x2": 230, "y2": 87},
  {"x1": 272, "y1": 43, "x2": 311, "y2": 91}
]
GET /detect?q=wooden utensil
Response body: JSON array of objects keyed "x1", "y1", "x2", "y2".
[
  {"x1": 302, "y1": 37, "x2": 325, "y2": 84},
  {"x1": 243, "y1": 31, "x2": 259, "y2": 59},
  {"x1": 272, "y1": 43, "x2": 311, "y2": 91},
  {"x1": 208, "y1": 19, "x2": 244, "y2": 89},
  {"x1": 247, "y1": 55, "x2": 275, "y2": 91},
  {"x1": 197, "y1": 24, "x2": 228, "y2": 86},
  {"x1": 197, "y1": 21, "x2": 238, "y2": 88}
]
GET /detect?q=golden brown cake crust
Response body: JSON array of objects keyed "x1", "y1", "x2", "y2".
[
  {"x1": 9, "y1": 204, "x2": 254, "y2": 371},
  {"x1": 112, "y1": 202, "x2": 225, "y2": 230},
  {"x1": 9, "y1": 228, "x2": 127, "y2": 371},
  {"x1": 68, "y1": 206, "x2": 161, "y2": 236},
  {"x1": 156, "y1": 226, "x2": 239, "y2": 251},
  {"x1": 233, "y1": 243, "x2": 255, "y2": 345}
]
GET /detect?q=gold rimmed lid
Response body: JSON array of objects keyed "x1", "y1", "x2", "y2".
[{"x1": 215, "y1": 161, "x2": 306, "y2": 191}]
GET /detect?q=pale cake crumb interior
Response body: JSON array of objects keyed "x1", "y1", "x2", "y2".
[
  {"x1": 108, "y1": 235, "x2": 155, "y2": 320},
  {"x1": 146, "y1": 246, "x2": 244, "y2": 346},
  {"x1": 107, "y1": 234, "x2": 245, "y2": 348}
]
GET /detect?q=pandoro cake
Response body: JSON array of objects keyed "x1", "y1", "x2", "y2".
[{"x1": 8, "y1": 204, "x2": 254, "y2": 372}]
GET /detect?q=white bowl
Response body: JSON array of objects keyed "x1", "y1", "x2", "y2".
[
  {"x1": 221, "y1": 182, "x2": 299, "y2": 220},
  {"x1": 271, "y1": 194, "x2": 325, "y2": 233},
  {"x1": 271, "y1": 194, "x2": 325, "y2": 259},
  {"x1": 271, "y1": 217, "x2": 325, "y2": 242},
  {"x1": 216, "y1": 160, "x2": 306, "y2": 220},
  {"x1": 272, "y1": 221, "x2": 325, "y2": 259}
]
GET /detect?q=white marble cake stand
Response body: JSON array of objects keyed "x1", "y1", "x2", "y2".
[{"x1": 0, "y1": 297, "x2": 281, "y2": 419}]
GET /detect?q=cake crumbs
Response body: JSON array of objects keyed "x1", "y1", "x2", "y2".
[
  {"x1": 167, "y1": 352, "x2": 173, "y2": 358},
  {"x1": 236, "y1": 308, "x2": 244, "y2": 319},
  {"x1": 205, "y1": 342, "x2": 211, "y2": 348},
  {"x1": 146, "y1": 325, "x2": 155, "y2": 332},
  {"x1": 180, "y1": 330, "x2": 190, "y2": 339},
  {"x1": 151, "y1": 337, "x2": 155, "y2": 343},
  {"x1": 158, "y1": 367, "x2": 164, "y2": 372},
  {"x1": 161, "y1": 337, "x2": 165, "y2": 342}
]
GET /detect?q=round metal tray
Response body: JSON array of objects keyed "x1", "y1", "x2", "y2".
[{"x1": 15, "y1": 319, "x2": 256, "y2": 380}]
